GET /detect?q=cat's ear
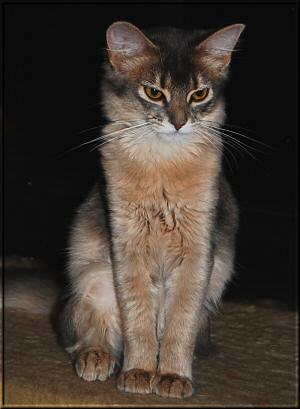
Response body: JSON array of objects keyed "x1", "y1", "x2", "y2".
[
  {"x1": 197, "y1": 24, "x2": 245, "y2": 73},
  {"x1": 106, "y1": 21, "x2": 157, "y2": 73}
]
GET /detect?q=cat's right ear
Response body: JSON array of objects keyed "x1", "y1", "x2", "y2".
[{"x1": 106, "y1": 21, "x2": 157, "y2": 74}]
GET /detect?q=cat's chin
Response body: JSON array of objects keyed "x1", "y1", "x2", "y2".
[{"x1": 158, "y1": 131, "x2": 189, "y2": 142}]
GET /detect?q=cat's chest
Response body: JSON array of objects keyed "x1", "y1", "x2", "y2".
[
  {"x1": 116, "y1": 158, "x2": 210, "y2": 206},
  {"x1": 127, "y1": 196, "x2": 179, "y2": 234},
  {"x1": 106, "y1": 151, "x2": 219, "y2": 241},
  {"x1": 116, "y1": 169, "x2": 213, "y2": 238}
]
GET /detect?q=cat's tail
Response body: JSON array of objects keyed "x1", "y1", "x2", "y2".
[{"x1": 4, "y1": 259, "x2": 62, "y2": 315}]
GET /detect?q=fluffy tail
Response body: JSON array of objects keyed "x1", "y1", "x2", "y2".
[{"x1": 4, "y1": 260, "x2": 61, "y2": 315}]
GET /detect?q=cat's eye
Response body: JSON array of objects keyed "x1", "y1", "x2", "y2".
[
  {"x1": 144, "y1": 86, "x2": 163, "y2": 101},
  {"x1": 191, "y1": 88, "x2": 209, "y2": 102}
]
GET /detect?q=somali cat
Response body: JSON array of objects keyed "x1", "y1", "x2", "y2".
[{"x1": 60, "y1": 21, "x2": 244, "y2": 398}]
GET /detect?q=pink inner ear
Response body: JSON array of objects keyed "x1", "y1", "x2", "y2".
[
  {"x1": 200, "y1": 24, "x2": 245, "y2": 53},
  {"x1": 210, "y1": 33, "x2": 236, "y2": 51},
  {"x1": 107, "y1": 23, "x2": 146, "y2": 56}
]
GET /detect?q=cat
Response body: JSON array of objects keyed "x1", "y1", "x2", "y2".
[{"x1": 60, "y1": 21, "x2": 244, "y2": 399}]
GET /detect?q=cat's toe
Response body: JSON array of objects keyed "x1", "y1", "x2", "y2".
[
  {"x1": 75, "y1": 348, "x2": 117, "y2": 381},
  {"x1": 117, "y1": 368, "x2": 154, "y2": 394},
  {"x1": 152, "y1": 373, "x2": 194, "y2": 398}
]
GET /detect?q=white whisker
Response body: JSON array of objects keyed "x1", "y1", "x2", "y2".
[
  {"x1": 201, "y1": 124, "x2": 257, "y2": 157},
  {"x1": 83, "y1": 122, "x2": 150, "y2": 147},
  {"x1": 193, "y1": 121, "x2": 263, "y2": 166},
  {"x1": 89, "y1": 133, "x2": 124, "y2": 152},
  {"x1": 104, "y1": 47, "x2": 134, "y2": 53},
  {"x1": 199, "y1": 119, "x2": 255, "y2": 134},
  {"x1": 199, "y1": 120, "x2": 273, "y2": 149},
  {"x1": 76, "y1": 125, "x2": 101, "y2": 135},
  {"x1": 211, "y1": 47, "x2": 240, "y2": 52},
  {"x1": 196, "y1": 121, "x2": 262, "y2": 153},
  {"x1": 90, "y1": 122, "x2": 151, "y2": 152},
  {"x1": 194, "y1": 128, "x2": 237, "y2": 172},
  {"x1": 55, "y1": 122, "x2": 150, "y2": 159},
  {"x1": 199, "y1": 123, "x2": 263, "y2": 164}
]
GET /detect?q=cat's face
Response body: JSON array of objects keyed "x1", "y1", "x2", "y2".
[{"x1": 102, "y1": 22, "x2": 244, "y2": 156}]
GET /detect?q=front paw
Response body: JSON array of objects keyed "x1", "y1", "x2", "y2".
[
  {"x1": 117, "y1": 368, "x2": 155, "y2": 394},
  {"x1": 152, "y1": 373, "x2": 194, "y2": 398}
]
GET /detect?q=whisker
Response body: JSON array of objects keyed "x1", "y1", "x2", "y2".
[
  {"x1": 206, "y1": 124, "x2": 269, "y2": 149},
  {"x1": 195, "y1": 128, "x2": 237, "y2": 172},
  {"x1": 198, "y1": 123, "x2": 264, "y2": 155},
  {"x1": 211, "y1": 47, "x2": 240, "y2": 52},
  {"x1": 211, "y1": 128, "x2": 263, "y2": 157},
  {"x1": 75, "y1": 118, "x2": 148, "y2": 136},
  {"x1": 205, "y1": 128, "x2": 258, "y2": 159},
  {"x1": 90, "y1": 123, "x2": 151, "y2": 152},
  {"x1": 195, "y1": 123, "x2": 246, "y2": 156},
  {"x1": 53, "y1": 122, "x2": 150, "y2": 159},
  {"x1": 104, "y1": 46, "x2": 134, "y2": 53},
  {"x1": 89, "y1": 133, "x2": 124, "y2": 152},
  {"x1": 199, "y1": 119, "x2": 256, "y2": 134},
  {"x1": 87, "y1": 101, "x2": 103, "y2": 108},
  {"x1": 221, "y1": 144, "x2": 239, "y2": 173},
  {"x1": 199, "y1": 124, "x2": 263, "y2": 165},
  {"x1": 200, "y1": 120, "x2": 273, "y2": 149},
  {"x1": 75, "y1": 125, "x2": 101, "y2": 135},
  {"x1": 80, "y1": 122, "x2": 150, "y2": 146}
]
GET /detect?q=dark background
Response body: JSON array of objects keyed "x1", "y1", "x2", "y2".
[{"x1": 4, "y1": 2, "x2": 297, "y2": 308}]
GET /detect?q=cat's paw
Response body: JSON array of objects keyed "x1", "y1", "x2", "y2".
[
  {"x1": 117, "y1": 368, "x2": 155, "y2": 394},
  {"x1": 74, "y1": 348, "x2": 117, "y2": 381},
  {"x1": 152, "y1": 373, "x2": 194, "y2": 398}
]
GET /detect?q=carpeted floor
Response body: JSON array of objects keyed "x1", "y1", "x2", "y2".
[
  {"x1": 4, "y1": 304, "x2": 297, "y2": 406},
  {"x1": 3, "y1": 260, "x2": 298, "y2": 406}
]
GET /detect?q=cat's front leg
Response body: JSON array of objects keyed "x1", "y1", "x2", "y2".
[
  {"x1": 114, "y1": 254, "x2": 159, "y2": 394},
  {"x1": 153, "y1": 251, "x2": 212, "y2": 398}
]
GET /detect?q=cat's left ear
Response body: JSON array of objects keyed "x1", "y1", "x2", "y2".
[{"x1": 197, "y1": 24, "x2": 245, "y2": 72}]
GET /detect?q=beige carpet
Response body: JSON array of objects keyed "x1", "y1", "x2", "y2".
[{"x1": 4, "y1": 296, "x2": 298, "y2": 406}]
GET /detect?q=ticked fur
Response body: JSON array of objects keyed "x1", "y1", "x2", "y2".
[{"x1": 61, "y1": 21, "x2": 243, "y2": 398}]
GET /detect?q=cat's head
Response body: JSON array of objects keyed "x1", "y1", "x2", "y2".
[{"x1": 102, "y1": 21, "x2": 244, "y2": 156}]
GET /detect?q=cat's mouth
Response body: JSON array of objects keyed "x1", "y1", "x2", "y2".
[{"x1": 154, "y1": 121, "x2": 194, "y2": 142}]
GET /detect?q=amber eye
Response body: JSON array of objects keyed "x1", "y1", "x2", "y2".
[
  {"x1": 144, "y1": 86, "x2": 163, "y2": 101},
  {"x1": 191, "y1": 88, "x2": 209, "y2": 102}
]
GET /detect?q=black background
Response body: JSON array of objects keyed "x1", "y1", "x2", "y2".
[{"x1": 4, "y1": 2, "x2": 298, "y2": 308}]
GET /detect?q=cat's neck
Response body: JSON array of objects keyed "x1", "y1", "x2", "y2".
[{"x1": 101, "y1": 137, "x2": 221, "y2": 208}]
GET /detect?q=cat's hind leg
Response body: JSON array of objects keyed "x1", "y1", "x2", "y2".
[
  {"x1": 60, "y1": 187, "x2": 123, "y2": 381},
  {"x1": 61, "y1": 262, "x2": 122, "y2": 381}
]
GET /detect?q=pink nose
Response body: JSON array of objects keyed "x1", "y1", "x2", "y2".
[{"x1": 174, "y1": 120, "x2": 186, "y2": 131}]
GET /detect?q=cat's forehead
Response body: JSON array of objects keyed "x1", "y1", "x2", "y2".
[
  {"x1": 143, "y1": 27, "x2": 213, "y2": 91},
  {"x1": 144, "y1": 58, "x2": 208, "y2": 96},
  {"x1": 147, "y1": 70, "x2": 205, "y2": 96}
]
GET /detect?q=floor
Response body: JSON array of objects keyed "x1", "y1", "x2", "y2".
[{"x1": 3, "y1": 262, "x2": 298, "y2": 407}]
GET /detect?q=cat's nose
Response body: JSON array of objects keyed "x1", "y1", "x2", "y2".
[
  {"x1": 173, "y1": 120, "x2": 186, "y2": 131},
  {"x1": 169, "y1": 109, "x2": 188, "y2": 131}
]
